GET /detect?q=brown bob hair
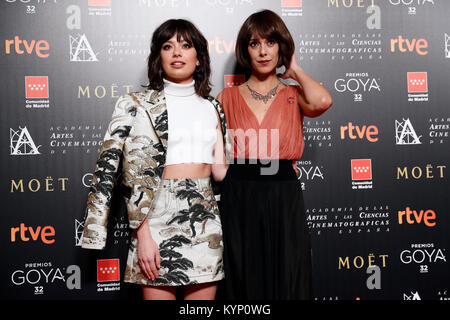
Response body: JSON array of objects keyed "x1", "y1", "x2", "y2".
[
  {"x1": 146, "y1": 19, "x2": 211, "y2": 97},
  {"x1": 235, "y1": 10, "x2": 295, "y2": 71}
]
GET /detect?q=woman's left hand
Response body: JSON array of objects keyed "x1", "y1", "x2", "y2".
[{"x1": 278, "y1": 53, "x2": 333, "y2": 118}]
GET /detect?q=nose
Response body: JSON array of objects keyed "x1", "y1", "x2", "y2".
[
  {"x1": 172, "y1": 43, "x2": 182, "y2": 57},
  {"x1": 259, "y1": 43, "x2": 268, "y2": 56}
]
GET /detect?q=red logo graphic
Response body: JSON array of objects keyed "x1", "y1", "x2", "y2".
[
  {"x1": 224, "y1": 74, "x2": 245, "y2": 88},
  {"x1": 89, "y1": 0, "x2": 110, "y2": 6},
  {"x1": 25, "y1": 76, "x2": 49, "y2": 99},
  {"x1": 351, "y1": 159, "x2": 372, "y2": 180},
  {"x1": 407, "y1": 72, "x2": 428, "y2": 93},
  {"x1": 97, "y1": 259, "x2": 120, "y2": 282},
  {"x1": 282, "y1": 0, "x2": 302, "y2": 7}
]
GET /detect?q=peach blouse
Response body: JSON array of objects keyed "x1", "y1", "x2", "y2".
[{"x1": 221, "y1": 85, "x2": 305, "y2": 162}]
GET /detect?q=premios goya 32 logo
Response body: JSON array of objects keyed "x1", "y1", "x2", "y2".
[
  {"x1": 11, "y1": 262, "x2": 81, "y2": 296},
  {"x1": 400, "y1": 243, "x2": 446, "y2": 274}
]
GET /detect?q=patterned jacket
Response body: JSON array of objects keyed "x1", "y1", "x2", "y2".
[{"x1": 81, "y1": 88, "x2": 229, "y2": 285}]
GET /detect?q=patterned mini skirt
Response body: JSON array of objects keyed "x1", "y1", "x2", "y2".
[{"x1": 146, "y1": 177, "x2": 224, "y2": 286}]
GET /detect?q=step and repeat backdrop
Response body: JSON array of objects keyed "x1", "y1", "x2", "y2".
[{"x1": 1, "y1": 0, "x2": 449, "y2": 300}]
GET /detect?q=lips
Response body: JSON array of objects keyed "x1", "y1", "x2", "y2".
[
  {"x1": 257, "y1": 59, "x2": 271, "y2": 66},
  {"x1": 171, "y1": 61, "x2": 185, "y2": 69}
]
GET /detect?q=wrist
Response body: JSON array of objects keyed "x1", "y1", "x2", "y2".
[
  {"x1": 292, "y1": 64, "x2": 303, "y2": 75},
  {"x1": 291, "y1": 66, "x2": 306, "y2": 84},
  {"x1": 137, "y1": 222, "x2": 152, "y2": 238}
]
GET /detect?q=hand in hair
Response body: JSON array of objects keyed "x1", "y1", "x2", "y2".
[{"x1": 279, "y1": 53, "x2": 302, "y2": 80}]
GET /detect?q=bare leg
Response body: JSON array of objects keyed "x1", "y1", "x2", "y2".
[
  {"x1": 142, "y1": 285, "x2": 177, "y2": 300},
  {"x1": 184, "y1": 282, "x2": 217, "y2": 300}
]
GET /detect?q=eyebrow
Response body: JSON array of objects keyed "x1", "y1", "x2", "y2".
[
  {"x1": 164, "y1": 39, "x2": 192, "y2": 45},
  {"x1": 249, "y1": 38, "x2": 275, "y2": 43},
  {"x1": 164, "y1": 38, "x2": 189, "y2": 43}
]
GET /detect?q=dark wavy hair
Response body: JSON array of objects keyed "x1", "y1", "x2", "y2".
[
  {"x1": 146, "y1": 19, "x2": 211, "y2": 97},
  {"x1": 235, "y1": 10, "x2": 294, "y2": 71}
]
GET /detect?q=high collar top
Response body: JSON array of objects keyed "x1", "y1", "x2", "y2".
[
  {"x1": 163, "y1": 79, "x2": 196, "y2": 97},
  {"x1": 162, "y1": 78, "x2": 217, "y2": 166}
]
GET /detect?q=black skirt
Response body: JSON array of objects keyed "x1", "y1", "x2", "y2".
[{"x1": 218, "y1": 159, "x2": 312, "y2": 300}]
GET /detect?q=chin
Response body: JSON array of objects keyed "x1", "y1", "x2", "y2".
[
  {"x1": 251, "y1": 63, "x2": 277, "y2": 75},
  {"x1": 253, "y1": 66, "x2": 277, "y2": 76},
  {"x1": 165, "y1": 71, "x2": 195, "y2": 83}
]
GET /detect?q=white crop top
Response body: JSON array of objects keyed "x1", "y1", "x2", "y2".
[{"x1": 163, "y1": 79, "x2": 218, "y2": 165}]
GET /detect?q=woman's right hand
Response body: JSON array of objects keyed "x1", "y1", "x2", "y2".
[{"x1": 136, "y1": 220, "x2": 161, "y2": 281}]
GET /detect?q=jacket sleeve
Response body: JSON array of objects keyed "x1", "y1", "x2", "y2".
[
  {"x1": 81, "y1": 94, "x2": 137, "y2": 250},
  {"x1": 206, "y1": 96, "x2": 232, "y2": 162}
]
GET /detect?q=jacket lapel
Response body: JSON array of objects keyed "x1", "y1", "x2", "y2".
[{"x1": 142, "y1": 89, "x2": 169, "y2": 150}]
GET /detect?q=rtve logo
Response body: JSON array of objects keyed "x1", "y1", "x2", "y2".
[
  {"x1": 10, "y1": 223, "x2": 55, "y2": 244},
  {"x1": 398, "y1": 207, "x2": 436, "y2": 227},
  {"x1": 390, "y1": 36, "x2": 428, "y2": 55},
  {"x1": 340, "y1": 122, "x2": 379, "y2": 142},
  {"x1": 5, "y1": 36, "x2": 50, "y2": 58}
]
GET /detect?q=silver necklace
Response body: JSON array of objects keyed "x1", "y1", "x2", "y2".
[{"x1": 246, "y1": 81, "x2": 280, "y2": 104}]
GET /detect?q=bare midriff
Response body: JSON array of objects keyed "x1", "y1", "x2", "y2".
[{"x1": 162, "y1": 163, "x2": 212, "y2": 179}]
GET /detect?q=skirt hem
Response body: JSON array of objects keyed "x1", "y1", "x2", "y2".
[{"x1": 125, "y1": 273, "x2": 225, "y2": 287}]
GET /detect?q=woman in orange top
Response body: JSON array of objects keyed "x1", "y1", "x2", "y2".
[{"x1": 217, "y1": 10, "x2": 333, "y2": 300}]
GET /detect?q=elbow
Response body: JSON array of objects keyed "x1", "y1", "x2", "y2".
[
  {"x1": 212, "y1": 164, "x2": 228, "y2": 182},
  {"x1": 311, "y1": 96, "x2": 332, "y2": 117},
  {"x1": 212, "y1": 171, "x2": 226, "y2": 182},
  {"x1": 212, "y1": 173, "x2": 225, "y2": 182},
  {"x1": 319, "y1": 96, "x2": 333, "y2": 112}
]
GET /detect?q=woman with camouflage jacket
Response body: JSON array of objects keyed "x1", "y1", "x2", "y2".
[{"x1": 81, "y1": 19, "x2": 229, "y2": 300}]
